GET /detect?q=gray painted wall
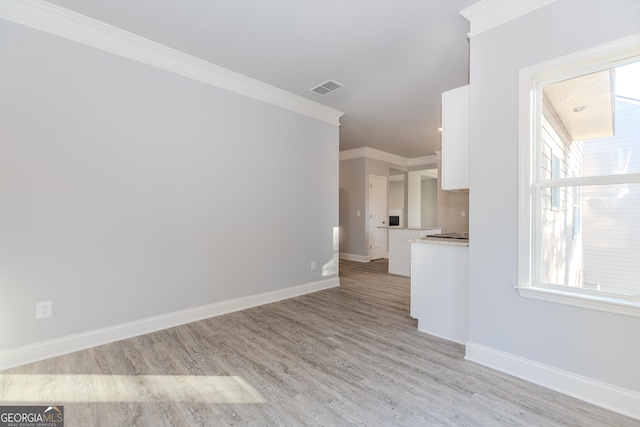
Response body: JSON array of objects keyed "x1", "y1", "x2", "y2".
[
  {"x1": 420, "y1": 178, "x2": 438, "y2": 227},
  {"x1": 437, "y1": 190, "x2": 469, "y2": 233},
  {"x1": 388, "y1": 180, "x2": 405, "y2": 212},
  {"x1": 468, "y1": 0, "x2": 640, "y2": 391},
  {"x1": 0, "y1": 21, "x2": 339, "y2": 351},
  {"x1": 340, "y1": 154, "x2": 472, "y2": 254},
  {"x1": 339, "y1": 157, "x2": 398, "y2": 258},
  {"x1": 339, "y1": 158, "x2": 366, "y2": 256},
  {"x1": 437, "y1": 163, "x2": 469, "y2": 233}
]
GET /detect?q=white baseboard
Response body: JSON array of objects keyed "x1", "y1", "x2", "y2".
[
  {"x1": 465, "y1": 342, "x2": 640, "y2": 421},
  {"x1": 339, "y1": 252, "x2": 370, "y2": 262},
  {"x1": 416, "y1": 325, "x2": 467, "y2": 346},
  {"x1": 0, "y1": 277, "x2": 340, "y2": 371}
]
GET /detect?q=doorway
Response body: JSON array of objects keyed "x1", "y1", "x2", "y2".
[{"x1": 369, "y1": 174, "x2": 387, "y2": 260}]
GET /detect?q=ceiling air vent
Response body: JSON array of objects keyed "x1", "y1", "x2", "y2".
[{"x1": 310, "y1": 80, "x2": 343, "y2": 96}]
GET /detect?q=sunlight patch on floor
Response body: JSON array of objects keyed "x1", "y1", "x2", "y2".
[{"x1": 0, "y1": 374, "x2": 266, "y2": 403}]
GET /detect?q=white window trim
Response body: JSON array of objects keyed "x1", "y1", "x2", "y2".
[{"x1": 517, "y1": 33, "x2": 640, "y2": 317}]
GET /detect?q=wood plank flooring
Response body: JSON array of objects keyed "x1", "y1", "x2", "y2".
[{"x1": 1, "y1": 259, "x2": 637, "y2": 426}]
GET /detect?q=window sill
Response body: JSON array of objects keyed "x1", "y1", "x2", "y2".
[{"x1": 515, "y1": 285, "x2": 640, "y2": 318}]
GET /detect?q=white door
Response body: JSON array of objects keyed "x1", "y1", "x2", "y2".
[{"x1": 369, "y1": 175, "x2": 388, "y2": 260}]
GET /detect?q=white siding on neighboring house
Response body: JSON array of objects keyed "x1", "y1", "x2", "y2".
[
  {"x1": 539, "y1": 96, "x2": 640, "y2": 294},
  {"x1": 539, "y1": 109, "x2": 584, "y2": 287},
  {"x1": 582, "y1": 99, "x2": 640, "y2": 293}
]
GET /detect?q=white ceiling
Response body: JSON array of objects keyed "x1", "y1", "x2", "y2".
[{"x1": 45, "y1": 0, "x2": 476, "y2": 159}]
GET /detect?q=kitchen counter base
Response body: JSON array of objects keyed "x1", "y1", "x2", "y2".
[
  {"x1": 388, "y1": 227, "x2": 441, "y2": 276},
  {"x1": 411, "y1": 242, "x2": 469, "y2": 344}
]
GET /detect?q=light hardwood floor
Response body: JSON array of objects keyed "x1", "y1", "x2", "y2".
[{"x1": 1, "y1": 259, "x2": 637, "y2": 426}]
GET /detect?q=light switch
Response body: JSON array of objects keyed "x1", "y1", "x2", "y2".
[{"x1": 356, "y1": 210, "x2": 361, "y2": 217}]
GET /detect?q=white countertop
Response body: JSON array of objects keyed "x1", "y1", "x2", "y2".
[
  {"x1": 409, "y1": 236, "x2": 469, "y2": 247},
  {"x1": 379, "y1": 226, "x2": 442, "y2": 231}
]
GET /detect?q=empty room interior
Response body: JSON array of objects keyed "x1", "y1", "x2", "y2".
[{"x1": 1, "y1": 0, "x2": 640, "y2": 425}]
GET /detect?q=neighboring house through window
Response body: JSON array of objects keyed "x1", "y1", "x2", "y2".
[{"x1": 518, "y1": 34, "x2": 640, "y2": 316}]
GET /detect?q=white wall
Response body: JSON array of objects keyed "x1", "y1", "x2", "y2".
[
  {"x1": 468, "y1": 0, "x2": 640, "y2": 398},
  {"x1": 0, "y1": 20, "x2": 339, "y2": 356}
]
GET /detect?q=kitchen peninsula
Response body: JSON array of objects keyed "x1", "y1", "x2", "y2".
[
  {"x1": 410, "y1": 235, "x2": 469, "y2": 344},
  {"x1": 383, "y1": 226, "x2": 441, "y2": 276}
]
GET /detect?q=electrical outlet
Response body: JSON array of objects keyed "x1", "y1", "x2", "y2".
[
  {"x1": 36, "y1": 300, "x2": 52, "y2": 320},
  {"x1": 311, "y1": 260, "x2": 317, "y2": 271},
  {"x1": 461, "y1": 210, "x2": 466, "y2": 218}
]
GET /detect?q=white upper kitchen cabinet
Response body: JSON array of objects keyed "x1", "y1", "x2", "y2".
[{"x1": 441, "y1": 85, "x2": 469, "y2": 190}]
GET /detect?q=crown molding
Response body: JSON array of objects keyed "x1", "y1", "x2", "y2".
[
  {"x1": 0, "y1": 0, "x2": 344, "y2": 125},
  {"x1": 408, "y1": 155, "x2": 438, "y2": 167},
  {"x1": 339, "y1": 147, "x2": 407, "y2": 167},
  {"x1": 460, "y1": 0, "x2": 558, "y2": 38},
  {"x1": 339, "y1": 147, "x2": 438, "y2": 168},
  {"x1": 339, "y1": 147, "x2": 368, "y2": 162}
]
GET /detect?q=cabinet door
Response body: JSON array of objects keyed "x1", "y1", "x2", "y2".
[{"x1": 441, "y1": 85, "x2": 469, "y2": 190}]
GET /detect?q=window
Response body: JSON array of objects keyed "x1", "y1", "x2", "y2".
[{"x1": 518, "y1": 34, "x2": 640, "y2": 316}]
